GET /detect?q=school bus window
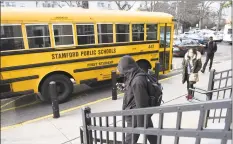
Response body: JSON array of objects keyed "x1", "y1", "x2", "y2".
[
  {"x1": 26, "y1": 25, "x2": 51, "y2": 48},
  {"x1": 76, "y1": 24, "x2": 95, "y2": 45},
  {"x1": 116, "y1": 24, "x2": 129, "y2": 42},
  {"x1": 132, "y1": 24, "x2": 144, "y2": 41},
  {"x1": 146, "y1": 24, "x2": 157, "y2": 40},
  {"x1": 53, "y1": 24, "x2": 74, "y2": 46},
  {"x1": 97, "y1": 24, "x2": 113, "y2": 44},
  {"x1": 160, "y1": 26, "x2": 171, "y2": 48},
  {"x1": 0, "y1": 25, "x2": 24, "y2": 51}
]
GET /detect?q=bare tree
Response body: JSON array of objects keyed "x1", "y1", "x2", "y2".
[
  {"x1": 38, "y1": 1, "x2": 88, "y2": 8},
  {"x1": 215, "y1": 2, "x2": 228, "y2": 31},
  {"x1": 194, "y1": 1, "x2": 214, "y2": 29},
  {"x1": 115, "y1": 1, "x2": 136, "y2": 11}
]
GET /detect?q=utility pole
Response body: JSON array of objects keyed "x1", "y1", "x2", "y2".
[
  {"x1": 175, "y1": 0, "x2": 180, "y2": 35},
  {"x1": 217, "y1": 2, "x2": 225, "y2": 31}
]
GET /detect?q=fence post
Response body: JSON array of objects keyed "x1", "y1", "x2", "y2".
[
  {"x1": 207, "y1": 69, "x2": 216, "y2": 100},
  {"x1": 204, "y1": 69, "x2": 216, "y2": 128},
  {"x1": 82, "y1": 107, "x2": 92, "y2": 144},
  {"x1": 112, "y1": 70, "x2": 117, "y2": 100},
  {"x1": 80, "y1": 127, "x2": 84, "y2": 144},
  {"x1": 155, "y1": 62, "x2": 160, "y2": 80},
  {"x1": 49, "y1": 81, "x2": 60, "y2": 118}
]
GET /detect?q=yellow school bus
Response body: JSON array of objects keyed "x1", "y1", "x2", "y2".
[{"x1": 0, "y1": 8, "x2": 174, "y2": 103}]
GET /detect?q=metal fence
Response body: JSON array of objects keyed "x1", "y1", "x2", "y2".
[
  {"x1": 80, "y1": 99, "x2": 232, "y2": 144},
  {"x1": 190, "y1": 69, "x2": 232, "y2": 127}
]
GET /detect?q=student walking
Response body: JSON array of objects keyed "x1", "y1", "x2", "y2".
[
  {"x1": 182, "y1": 48, "x2": 202, "y2": 100},
  {"x1": 201, "y1": 36, "x2": 217, "y2": 73},
  {"x1": 117, "y1": 55, "x2": 157, "y2": 144}
]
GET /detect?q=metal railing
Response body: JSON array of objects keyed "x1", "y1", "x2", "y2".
[
  {"x1": 190, "y1": 69, "x2": 232, "y2": 101},
  {"x1": 80, "y1": 99, "x2": 232, "y2": 144},
  {"x1": 190, "y1": 68, "x2": 232, "y2": 127}
]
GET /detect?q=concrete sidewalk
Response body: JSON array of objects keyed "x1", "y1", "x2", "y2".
[{"x1": 1, "y1": 60, "x2": 231, "y2": 144}]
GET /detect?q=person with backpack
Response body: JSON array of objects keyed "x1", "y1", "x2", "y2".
[
  {"x1": 117, "y1": 55, "x2": 162, "y2": 144},
  {"x1": 182, "y1": 48, "x2": 202, "y2": 100},
  {"x1": 201, "y1": 36, "x2": 217, "y2": 73}
]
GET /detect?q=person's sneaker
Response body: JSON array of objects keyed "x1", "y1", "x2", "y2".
[{"x1": 186, "y1": 95, "x2": 193, "y2": 100}]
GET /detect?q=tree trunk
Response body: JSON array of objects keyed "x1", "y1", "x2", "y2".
[
  {"x1": 175, "y1": 2, "x2": 179, "y2": 35},
  {"x1": 199, "y1": 18, "x2": 202, "y2": 29},
  {"x1": 217, "y1": 3, "x2": 224, "y2": 31},
  {"x1": 182, "y1": 24, "x2": 185, "y2": 33}
]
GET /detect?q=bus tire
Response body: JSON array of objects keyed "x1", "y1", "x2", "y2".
[
  {"x1": 137, "y1": 61, "x2": 150, "y2": 73},
  {"x1": 40, "y1": 74, "x2": 73, "y2": 103}
]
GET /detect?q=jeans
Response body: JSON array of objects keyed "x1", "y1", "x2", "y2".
[
  {"x1": 186, "y1": 74, "x2": 194, "y2": 95},
  {"x1": 202, "y1": 54, "x2": 214, "y2": 72},
  {"x1": 125, "y1": 115, "x2": 157, "y2": 144}
]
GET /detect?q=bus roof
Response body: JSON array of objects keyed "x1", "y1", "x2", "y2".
[{"x1": 1, "y1": 7, "x2": 174, "y2": 23}]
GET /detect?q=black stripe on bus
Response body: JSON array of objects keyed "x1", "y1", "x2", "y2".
[
  {"x1": 0, "y1": 75, "x2": 39, "y2": 84},
  {"x1": 150, "y1": 58, "x2": 159, "y2": 61},
  {"x1": 1, "y1": 40, "x2": 159, "y2": 56},
  {"x1": 74, "y1": 64, "x2": 118, "y2": 73},
  {"x1": 0, "y1": 50, "x2": 158, "y2": 72}
]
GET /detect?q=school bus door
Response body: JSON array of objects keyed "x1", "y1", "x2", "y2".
[{"x1": 158, "y1": 23, "x2": 173, "y2": 74}]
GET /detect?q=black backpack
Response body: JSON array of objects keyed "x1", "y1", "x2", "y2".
[{"x1": 138, "y1": 73, "x2": 163, "y2": 107}]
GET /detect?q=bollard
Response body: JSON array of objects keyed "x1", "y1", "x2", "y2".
[
  {"x1": 155, "y1": 62, "x2": 160, "y2": 80},
  {"x1": 81, "y1": 107, "x2": 92, "y2": 144},
  {"x1": 111, "y1": 70, "x2": 117, "y2": 100},
  {"x1": 49, "y1": 81, "x2": 60, "y2": 118}
]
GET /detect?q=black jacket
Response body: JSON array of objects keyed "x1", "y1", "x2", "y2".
[
  {"x1": 205, "y1": 41, "x2": 217, "y2": 55},
  {"x1": 117, "y1": 56, "x2": 150, "y2": 110},
  {"x1": 117, "y1": 56, "x2": 150, "y2": 127}
]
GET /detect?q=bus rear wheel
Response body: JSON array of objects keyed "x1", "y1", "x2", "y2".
[{"x1": 40, "y1": 74, "x2": 73, "y2": 103}]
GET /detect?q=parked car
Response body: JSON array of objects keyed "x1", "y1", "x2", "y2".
[
  {"x1": 201, "y1": 31, "x2": 223, "y2": 42},
  {"x1": 173, "y1": 39, "x2": 205, "y2": 57},
  {"x1": 179, "y1": 32, "x2": 208, "y2": 45}
]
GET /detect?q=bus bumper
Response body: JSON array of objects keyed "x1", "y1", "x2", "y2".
[{"x1": 0, "y1": 84, "x2": 34, "y2": 99}]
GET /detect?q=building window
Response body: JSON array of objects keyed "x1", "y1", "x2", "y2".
[
  {"x1": 11, "y1": 2, "x2": 16, "y2": 7},
  {"x1": 97, "y1": 2, "x2": 104, "y2": 7},
  {"x1": 1, "y1": 1, "x2": 5, "y2": 7},
  {"x1": 76, "y1": 24, "x2": 95, "y2": 45},
  {"x1": 26, "y1": 25, "x2": 51, "y2": 49},
  {"x1": 132, "y1": 24, "x2": 144, "y2": 41},
  {"x1": 146, "y1": 24, "x2": 157, "y2": 40},
  {"x1": 97, "y1": 24, "x2": 113, "y2": 44},
  {"x1": 0, "y1": 25, "x2": 24, "y2": 51},
  {"x1": 116, "y1": 24, "x2": 129, "y2": 42},
  {"x1": 53, "y1": 24, "x2": 74, "y2": 46},
  {"x1": 108, "y1": 4, "x2": 111, "y2": 9}
]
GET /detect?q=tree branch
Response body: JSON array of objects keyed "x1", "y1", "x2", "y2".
[{"x1": 127, "y1": 1, "x2": 136, "y2": 11}]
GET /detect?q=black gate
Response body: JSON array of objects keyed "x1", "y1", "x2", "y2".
[
  {"x1": 80, "y1": 99, "x2": 232, "y2": 144},
  {"x1": 190, "y1": 69, "x2": 232, "y2": 127}
]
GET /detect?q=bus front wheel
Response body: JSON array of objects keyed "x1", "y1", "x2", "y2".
[{"x1": 40, "y1": 74, "x2": 73, "y2": 103}]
